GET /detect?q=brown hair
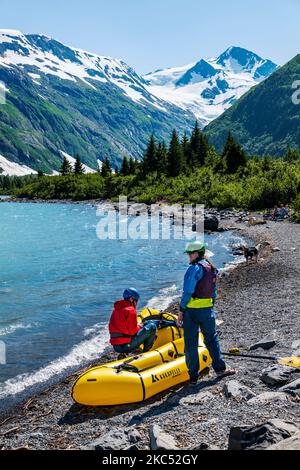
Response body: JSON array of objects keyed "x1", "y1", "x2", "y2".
[{"x1": 198, "y1": 251, "x2": 217, "y2": 273}]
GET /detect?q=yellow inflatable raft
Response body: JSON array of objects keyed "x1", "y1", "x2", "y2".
[{"x1": 71, "y1": 334, "x2": 211, "y2": 407}]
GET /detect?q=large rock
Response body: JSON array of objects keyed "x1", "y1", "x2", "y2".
[
  {"x1": 260, "y1": 364, "x2": 300, "y2": 386},
  {"x1": 249, "y1": 334, "x2": 276, "y2": 351},
  {"x1": 279, "y1": 378, "x2": 300, "y2": 396},
  {"x1": 247, "y1": 392, "x2": 289, "y2": 405},
  {"x1": 228, "y1": 419, "x2": 299, "y2": 450},
  {"x1": 292, "y1": 340, "x2": 300, "y2": 357},
  {"x1": 204, "y1": 215, "x2": 219, "y2": 232},
  {"x1": 223, "y1": 381, "x2": 256, "y2": 401},
  {"x1": 268, "y1": 432, "x2": 300, "y2": 450},
  {"x1": 179, "y1": 391, "x2": 214, "y2": 406},
  {"x1": 86, "y1": 428, "x2": 142, "y2": 450},
  {"x1": 150, "y1": 425, "x2": 179, "y2": 450}
]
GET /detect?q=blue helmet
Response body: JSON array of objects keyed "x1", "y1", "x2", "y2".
[{"x1": 123, "y1": 288, "x2": 140, "y2": 301}]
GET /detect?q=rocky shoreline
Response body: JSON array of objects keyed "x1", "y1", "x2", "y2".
[{"x1": 0, "y1": 219, "x2": 299, "y2": 450}]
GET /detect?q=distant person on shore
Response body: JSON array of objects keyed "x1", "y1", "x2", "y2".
[
  {"x1": 272, "y1": 204, "x2": 289, "y2": 221},
  {"x1": 109, "y1": 288, "x2": 157, "y2": 358},
  {"x1": 279, "y1": 204, "x2": 289, "y2": 219},
  {"x1": 178, "y1": 242, "x2": 236, "y2": 385}
]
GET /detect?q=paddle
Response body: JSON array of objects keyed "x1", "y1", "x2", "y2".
[{"x1": 222, "y1": 349, "x2": 300, "y2": 368}]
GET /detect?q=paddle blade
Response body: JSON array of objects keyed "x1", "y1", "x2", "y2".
[{"x1": 279, "y1": 356, "x2": 300, "y2": 368}]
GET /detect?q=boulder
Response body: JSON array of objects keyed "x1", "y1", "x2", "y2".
[
  {"x1": 292, "y1": 340, "x2": 300, "y2": 351},
  {"x1": 149, "y1": 425, "x2": 179, "y2": 450},
  {"x1": 292, "y1": 340, "x2": 300, "y2": 357},
  {"x1": 228, "y1": 419, "x2": 299, "y2": 450},
  {"x1": 223, "y1": 380, "x2": 256, "y2": 401},
  {"x1": 86, "y1": 428, "x2": 142, "y2": 450},
  {"x1": 260, "y1": 364, "x2": 299, "y2": 386},
  {"x1": 247, "y1": 392, "x2": 289, "y2": 405},
  {"x1": 179, "y1": 391, "x2": 214, "y2": 406},
  {"x1": 249, "y1": 334, "x2": 276, "y2": 351},
  {"x1": 268, "y1": 432, "x2": 300, "y2": 450},
  {"x1": 279, "y1": 378, "x2": 300, "y2": 396},
  {"x1": 204, "y1": 215, "x2": 219, "y2": 232}
]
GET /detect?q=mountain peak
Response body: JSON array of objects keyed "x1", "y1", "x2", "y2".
[
  {"x1": 176, "y1": 59, "x2": 219, "y2": 87},
  {"x1": 216, "y1": 46, "x2": 277, "y2": 78},
  {"x1": 217, "y1": 46, "x2": 262, "y2": 66}
]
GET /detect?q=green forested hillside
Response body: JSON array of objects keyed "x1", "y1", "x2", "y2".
[{"x1": 205, "y1": 55, "x2": 300, "y2": 156}]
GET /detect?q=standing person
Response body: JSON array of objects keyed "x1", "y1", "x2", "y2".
[
  {"x1": 109, "y1": 288, "x2": 157, "y2": 358},
  {"x1": 178, "y1": 242, "x2": 236, "y2": 385}
]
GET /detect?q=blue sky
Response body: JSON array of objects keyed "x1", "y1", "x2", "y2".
[{"x1": 1, "y1": 0, "x2": 299, "y2": 73}]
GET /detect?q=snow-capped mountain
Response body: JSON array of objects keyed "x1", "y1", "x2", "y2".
[
  {"x1": 0, "y1": 29, "x2": 168, "y2": 110},
  {"x1": 144, "y1": 46, "x2": 278, "y2": 126},
  {"x1": 0, "y1": 30, "x2": 194, "y2": 174}
]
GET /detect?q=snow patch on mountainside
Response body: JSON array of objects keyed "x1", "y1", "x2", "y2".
[
  {"x1": 60, "y1": 151, "x2": 97, "y2": 174},
  {"x1": 144, "y1": 47, "x2": 278, "y2": 125},
  {"x1": 0, "y1": 154, "x2": 37, "y2": 176}
]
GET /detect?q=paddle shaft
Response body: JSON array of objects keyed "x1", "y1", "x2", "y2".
[{"x1": 222, "y1": 352, "x2": 277, "y2": 361}]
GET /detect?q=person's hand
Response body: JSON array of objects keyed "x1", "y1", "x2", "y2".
[{"x1": 177, "y1": 311, "x2": 184, "y2": 327}]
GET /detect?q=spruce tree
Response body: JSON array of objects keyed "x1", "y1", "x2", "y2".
[
  {"x1": 156, "y1": 141, "x2": 168, "y2": 174},
  {"x1": 74, "y1": 155, "x2": 85, "y2": 175},
  {"x1": 181, "y1": 132, "x2": 190, "y2": 169},
  {"x1": 121, "y1": 156, "x2": 130, "y2": 176},
  {"x1": 284, "y1": 147, "x2": 300, "y2": 163},
  {"x1": 198, "y1": 133, "x2": 211, "y2": 166},
  {"x1": 167, "y1": 130, "x2": 184, "y2": 177},
  {"x1": 60, "y1": 156, "x2": 73, "y2": 176},
  {"x1": 189, "y1": 121, "x2": 201, "y2": 167},
  {"x1": 129, "y1": 157, "x2": 137, "y2": 175},
  {"x1": 101, "y1": 157, "x2": 112, "y2": 177},
  {"x1": 142, "y1": 134, "x2": 158, "y2": 175},
  {"x1": 222, "y1": 132, "x2": 247, "y2": 174}
]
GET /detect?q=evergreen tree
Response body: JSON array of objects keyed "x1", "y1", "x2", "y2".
[
  {"x1": 222, "y1": 132, "x2": 247, "y2": 174},
  {"x1": 198, "y1": 133, "x2": 211, "y2": 166},
  {"x1": 181, "y1": 132, "x2": 190, "y2": 169},
  {"x1": 121, "y1": 156, "x2": 130, "y2": 176},
  {"x1": 262, "y1": 155, "x2": 272, "y2": 172},
  {"x1": 189, "y1": 121, "x2": 201, "y2": 167},
  {"x1": 189, "y1": 121, "x2": 211, "y2": 167},
  {"x1": 60, "y1": 156, "x2": 73, "y2": 176},
  {"x1": 129, "y1": 157, "x2": 137, "y2": 175},
  {"x1": 101, "y1": 157, "x2": 112, "y2": 177},
  {"x1": 167, "y1": 130, "x2": 184, "y2": 177},
  {"x1": 142, "y1": 134, "x2": 158, "y2": 174},
  {"x1": 38, "y1": 170, "x2": 45, "y2": 178},
  {"x1": 156, "y1": 141, "x2": 168, "y2": 174},
  {"x1": 74, "y1": 155, "x2": 85, "y2": 175},
  {"x1": 284, "y1": 147, "x2": 300, "y2": 163}
]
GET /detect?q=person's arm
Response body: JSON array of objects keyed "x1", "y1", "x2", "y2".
[{"x1": 180, "y1": 264, "x2": 203, "y2": 311}]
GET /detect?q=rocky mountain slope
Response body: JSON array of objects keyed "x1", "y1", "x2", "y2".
[{"x1": 0, "y1": 30, "x2": 194, "y2": 173}]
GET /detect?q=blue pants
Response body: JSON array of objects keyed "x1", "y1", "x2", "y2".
[
  {"x1": 113, "y1": 322, "x2": 157, "y2": 354},
  {"x1": 184, "y1": 307, "x2": 226, "y2": 379}
]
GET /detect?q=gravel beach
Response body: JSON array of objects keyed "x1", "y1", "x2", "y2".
[{"x1": 0, "y1": 219, "x2": 299, "y2": 451}]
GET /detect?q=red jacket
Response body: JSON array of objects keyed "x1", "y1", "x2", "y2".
[{"x1": 109, "y1": 300, "x2": 141, "y2": 345}]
